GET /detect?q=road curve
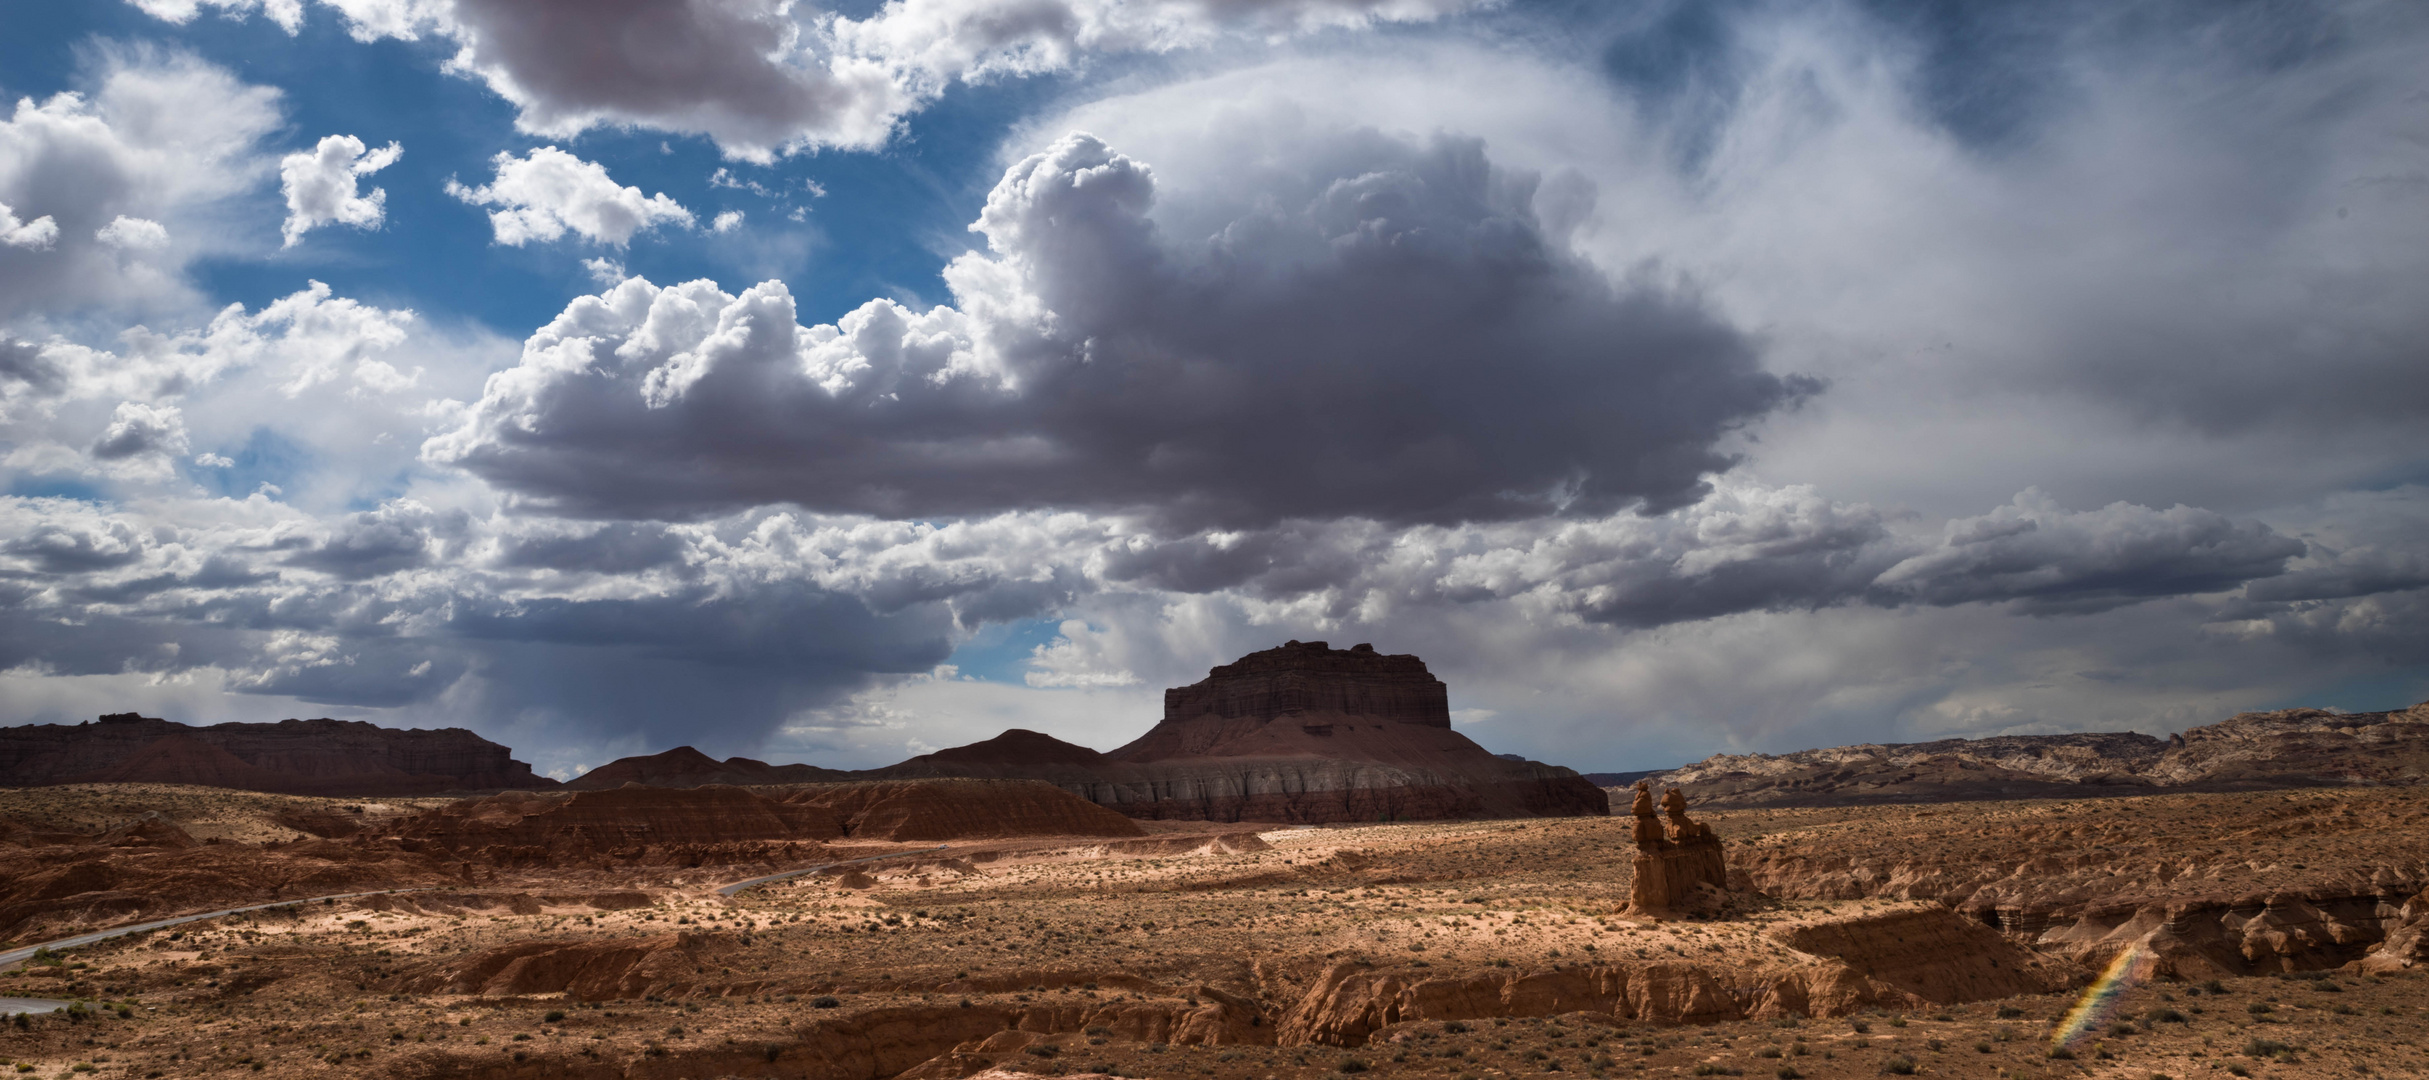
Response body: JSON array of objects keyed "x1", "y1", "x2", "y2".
[
  {"x1": 714, "y1": 846, "x2": 947, "y2": 897},
  {"x1": 0, "y1": 888, "x2": 426, "y2": 974}
]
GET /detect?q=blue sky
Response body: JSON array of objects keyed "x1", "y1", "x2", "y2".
[{"x1": 2, "y1": 0, "x2": 2424, "y2": 780}]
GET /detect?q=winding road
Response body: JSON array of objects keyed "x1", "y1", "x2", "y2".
[
  {"x1": 0, "y1": 888, "x2": 425, "y2": 1016},
  {"x1": 1, "y1": 846, "x2": 950, "y2": 1015},
  {"x1": 714, "y1": 846, "x2": 947, "y2": 897}
]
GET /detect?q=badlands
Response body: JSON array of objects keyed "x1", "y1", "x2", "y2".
[{"x1": 6, "y1": 780, "x2": 2429, "y2": 1080}]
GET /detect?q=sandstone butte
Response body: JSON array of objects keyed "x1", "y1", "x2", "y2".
[
  {"x1": 550, "y1": 640, "x2": 1610, "y2": 825},
  {"x1": 1634, "y1": 697, "x2": 2429, "y2": 807},
  {"x1": 875, "y1": 640, "x2": 1610, "y2": 823},
  {"x1": 0, "y1": 714, "x2": 556, "y2": 796}
]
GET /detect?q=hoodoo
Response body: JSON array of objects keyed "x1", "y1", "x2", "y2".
[{"x1": 1626, "y1": 781, "x2": 1729, "y2": 915}]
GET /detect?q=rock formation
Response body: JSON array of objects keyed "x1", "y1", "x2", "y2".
[
  {"x1": 0, "y1": 714, "x2": 557, "y2": 796},
  {"x1": 1626, "y1": 782, "x2": 1728, "y2": 915},
  {"x1": 1633, "y1": 698, "x2": 2429, "y2": 807},
  {"x1": 562, "y1": 745, "x2": 853, "y2": 790},
  {"x1": 782, "y1": 779, "x2": 1144, "y2": 841},
  {"x1": 873, "y1": 641, "x2": 1608, "y2": 824},
  {"x1": 384, "y1": 784, "x2": 848, "y2": 865}
]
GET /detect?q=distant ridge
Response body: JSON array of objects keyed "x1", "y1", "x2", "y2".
[
  {"x1": 570, "y1": 641, "x2": 1611, "y2": 824},
  {"x1": 562, "y1": 746, "x2": 853, "y2": 790},
  {"x1": 0, "y1": 714, "x2": 558, "y2": 796},
  {"x1": 1630, "y1": 699, "x2": 2429, "y2": 807}
]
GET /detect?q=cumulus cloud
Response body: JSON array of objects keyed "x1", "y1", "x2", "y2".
[
  {"x1": 0, "y1": 202, "x2": 58, "y2": 249},
  {"x1": 129, "y1": 0, "x2": 307, "y2": 34},
  {"x1": 130, "y1": 0, "x2": 1490, "y2": 159},
  {"x1": 0, "y1": 51, "x2": 283, "y2": 321},
  {"x1": 446, "y1": 147, "x2": 694, "y2": 246},
  {"x1": 94, "y1": 216, "x2": 171, "y2": 250},
  {"x1": 279, "y1": 134, "x2": 400, "y2": 246},
  {"x1": 89, "y1": 401, "x2": 191, "y2": 462},
  {"x1": 431, "y1": 128, "x2": 1805, "y2": 527}
]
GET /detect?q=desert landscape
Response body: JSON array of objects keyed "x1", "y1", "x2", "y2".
[{"x1": 7, "y1": 645, "x2": 2429, "y2": 1080}]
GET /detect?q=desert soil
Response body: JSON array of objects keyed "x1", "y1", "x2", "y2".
[{"x1": 4, "y1": 786, "x2": 2427, "y2": 1080}]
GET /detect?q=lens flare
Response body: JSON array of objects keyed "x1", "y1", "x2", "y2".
[{"x1": 2052, "y1": 943, "x2": 2156, "y2": 1050}]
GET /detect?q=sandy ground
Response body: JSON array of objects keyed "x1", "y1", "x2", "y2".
[{"x1": 2, "y1": 791, "x2": 2427, "y2": 1079}]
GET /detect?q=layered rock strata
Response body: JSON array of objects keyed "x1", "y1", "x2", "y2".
[
  {"x1": 860, "y1": 641, "x2": 1607, "y2": 824},
  {"x1": 1641, "y1": 699, "x2": 2429, "y2": 807},
  {"x1": 1626, "y1": 782, "x2": 1729, "y2": 915},
  {"x1": 0, "y1": 714, "x2": 556, "y2": 796}
]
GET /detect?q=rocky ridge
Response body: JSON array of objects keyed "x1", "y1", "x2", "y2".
[
  {"x1": 0, "y1": 715, "x2": 557, "y2": 796},
  {"x1": 1642, "y1": 699, "x2": 2429, "y2": 807}
]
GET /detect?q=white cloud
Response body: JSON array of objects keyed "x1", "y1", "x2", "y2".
[
  {"x1": 127, "y1": 0, "x2": 1492, "y2": 159},
  {"x1": 710, "y1": 209, "x2": 744, "y2": 233},
  {"x1": 95, "y1": 216, "x2": 171, "y2": 250},
  {"x1": 0, "y1": 202, "x2": 58, "y2": 249},
  {"x1": 0, "y1": 51, "x2": 283, "y2": 322},
  {"x1": 427, "y1": 127, "x2": 1802, "y2": 527},
  {"x1": 279, "y1": 134, "x2": 400, "y2": 246},
  {"x1": 445, "y1": 147, "x2": 694, "y2": 246},
  {"x1": 128, "y1": 0, "x2": 307, "y2": 34}
]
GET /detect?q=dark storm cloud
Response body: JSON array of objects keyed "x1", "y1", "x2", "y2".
[
  {"x1": 282, "y1": 502, "x2": 469, "y2": 580},
  {"x1": 445, "y1": 0, "x2": 872, "y2": 154},
  {"x1": 1870, "y1": 491, "x2": 2306, "y2": 614},
  {"x1": 432, "y1": 130, "x2": 1811, "y2": 530},
  {"x1": 4, "y1": 520, "x2": 149, "y2": 573},
  {"x1": 1084, "y1": 484, "x2": 2316, "y2": 628},
  {"x1": 492, "y1": 522, "x2": 688, "y2": 574}
]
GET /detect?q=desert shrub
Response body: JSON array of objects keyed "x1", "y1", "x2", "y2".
[
  {"x1": 1775, "y1": 1069, "x2": 1800, "y2": 1080},
  {"x1": 2201, "y1": 980, "x2": 2226, "y2": 994},
  {"x1": 810, "y1": 996, "x2": 841, "y2": 1009},
  {"x1": 1882, "y1": 1056, "x2": 1917, "y2": 1075},
  {"x1": 1337, "y1": 1058, "x2": 1369, "y2": 1073},
  {"x1": 1849, "y1": 1020, "x2": 1870, "y2": 1034},
  {"x1": 2147, "y1": 1008, "x2": 2187, "y2": 1023},
  {"x1": 543, "y1": 1010, "x2": 565, "y2": 1023},
  {"x1": 1023, "y1": 1045, "x2": 1059, "y2": 1058},
  {"x1": 2242, "y1": 1039, "x2": 2293, "y2": 1058},
  {"x1": 2047, "y1": 1047, "x2": 2076, "y2": 1061}
]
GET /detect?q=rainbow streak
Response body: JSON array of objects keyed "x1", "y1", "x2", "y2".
[{"x1": 2052, "y1": 943, "x2": 2157, "y2": 1051}]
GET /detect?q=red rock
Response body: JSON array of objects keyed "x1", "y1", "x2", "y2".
[
  {"x1": 782, "y1": 779, "x2": 1142, "y2": 841},
  {"x1": 565, "y1": 745, "x2": 853, "y2": 790},
  {"x1": 0, "y1": 714, "x2": 557, "y2": 796},
  {"x1": 864, "y1": 642, "x2": 1606, "y2": 824},
  {"x1": 386, "y1": 784, "x2": 848, "y2": 865}
]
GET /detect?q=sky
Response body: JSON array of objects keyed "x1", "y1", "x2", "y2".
[{"x1": 1, "y1": 0, "x2": 2423, "y2": 781}]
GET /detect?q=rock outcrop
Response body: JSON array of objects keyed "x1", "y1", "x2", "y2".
[
  {"x1": 563, "y1": 746, "x2": 853, "y2": 790},
  {"x1": 877, "y1": 641, "x2": 1607, "y2": 824},
  {"x1": 0, "y1": 714, "x2": 557, "y2": 796},
  {"x1": 782, "y1": 779, "x2": 1144, "y2": 841},
  {"x1": 1762, "y1": 904, "x2": 2077, "y2": 1003},
  {"x1": 1626, "y1": 782, "x2": 1729, "y2": 915},
  {"x1": 385, "y1": 784, "x2": 847, "y2": 866},
  {"x1": 1637, "y1": 699, "x2": 2429, "y2": 807}
]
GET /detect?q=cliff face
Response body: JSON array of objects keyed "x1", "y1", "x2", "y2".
[
  {"x1": 0, "y1": 714, "x2": 559, "y2": 796},
  {"x1": 1638, "y1": 699, "x2": 2429, "y2": 807}
]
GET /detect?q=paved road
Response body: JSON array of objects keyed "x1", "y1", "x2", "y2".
[
  {"x1": 0, "y1": 885, "x2": 430, "y2": 1017},
  {"x1": 0, "y1": 889, "x2": 422, "y2": 971},
  {"x1": 714, "y1": 846, "x2": 947, "y2": 897}
]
